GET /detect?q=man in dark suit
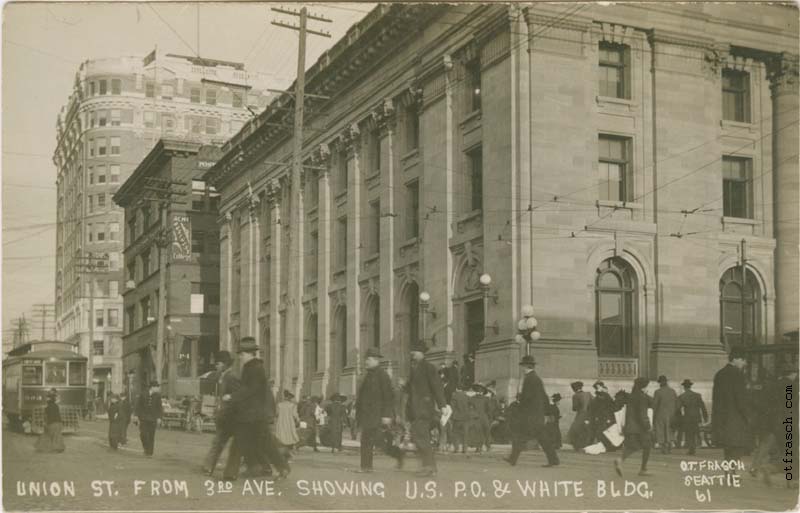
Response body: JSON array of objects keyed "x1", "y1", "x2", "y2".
[
  {"x1": 355, "y1": 347, "x2": 404, "y2": 472},
  {"x1": 223, "y1": 337, "x2": 289, "y2": 479},
  {"x1": 203, "y1": 350, "x2": 241, "y2": 479},
  {"x1": 503, "y1": 355, "x2": 559, "y2": 467},
  {"x1": 134, "y1": 380, "x2": 163, "y2": 457},
  {"x1": 406, "y1": 340, "x2": 450, "y2": 477},
  {"x1": 450, "y1": 383, "x2": 469, "y2": 453},
  {"x1": 712, "y1": 348, "x2": 751, "y2": 460},
  {"x1": 678, "y1": 379, "x2": 707, "y2": 456},
  {"x1": 614, "y1": 377, "x2": 653, "y2": 477}
]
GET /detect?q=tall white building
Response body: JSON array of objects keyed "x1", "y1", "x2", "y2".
[{"x1": 53, "y1": 48, "x2": 272, "y2": 400}]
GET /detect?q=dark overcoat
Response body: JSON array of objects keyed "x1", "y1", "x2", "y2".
[
  {"x1": 135, "y1": 392, "x2": 163, "y2": 422},
  {"x1": 678, "y1": 390, "x2": 708, "y2": 427},
  {"x1": 517, "y1": 369, "x2": 550, "y2": 434},
  {"x1": 406, "y1": 359, "x2": 446, "y2": 421},
  {"x1": 711, "y1": 363, "x2": 751, "y2": 449},
  {"x1": 356, "y1": 366, "x2": 395, "y2": 430},
  {"x1": 623, "y1": 389, "x2": 652, "y2": 435},
  {"x1": 229, "y1": 358, "x2": 267, "y2": 423},
  {"x1": 216, "y1": 368, "x2": 241, "y2": 429},
  {"x1": 108, "y1": 402, "x2": 126, "y2": 442}
]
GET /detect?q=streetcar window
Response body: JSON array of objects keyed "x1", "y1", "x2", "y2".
[
  {"x1": 68, "y1": 362, "x2": 87, "y2": 386},
  {"x1": 22, "y1": 365, "x2": 43, "y2": 386},
  {"x1": 46, "y1": 362, "x2": 67, "y2": 385}
]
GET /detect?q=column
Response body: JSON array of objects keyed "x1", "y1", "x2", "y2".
[
  {"x1": 219, "y1": 214, "x2": 232, "y2": 351},
  {"x1": 343, "y1": 123, "x2": 362, "y2": 390},
  {"x1": 768, "y1": 52, "x2": 799, "y2": 339},
  {"x1": 267, "y1": 180, "x2": 283, "y2": 384},
  {"x1": 376, "y1": 101, "x2": 397, "y2": 372},
  {"x1": 315, "y1": 144, "x2": 332, "y2": 394}
]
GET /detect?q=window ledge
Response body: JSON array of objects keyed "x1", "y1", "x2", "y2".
[
  {"x1": 401, "y1": 149, "x2": 419, "y2": 162},
  {"x1": 596, "y1": 95, "x2": 635, "y2": 107},
  {"x1": 456, "y1": 209, "x2": 483, "y2": 224},
  {"x1": 597, "y1": 200, "x2": 643, "y2": 210},
  {"x1": 306, "y1": 205, "x2": 319, "y2": 216},
  {"x1": 720, "y1": 119, "x2": 754, "y2": 130},
  {"x1": 333, "y1": 266, "x2": 346, "y2": 277},
  {"x1": 461, "y1": 109, "x2": 482, "y2": 126},
  {"x1": 364, "y1": 253, "x2": 380, "y2": 265},
  {"x1": 335, "y1": 191, "x2": 348, "y2": 202},
  {"x1": 366, "y1": 170, "x2": 381, "y2": 181},
  {"x1": 722, "y1": 216, "x2": 757, "y2": 226}
]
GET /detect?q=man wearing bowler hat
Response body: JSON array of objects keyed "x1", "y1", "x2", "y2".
[
  {"x1": 653, "y1": 375, "x2": 678, "y2": 454},
  {"x1": 712, "y1": 347, "x2": 751, "y2": 460},
  {"x1": 134, "y1": 380, "x2": 163, "y2": 457},
  {"x1": 406, "y1": 340, "x2": 450, "y2": 477},
  {"x1": 504, "y1": 355, "x2": 559, "y2": 467},
  {"x1": 223, "y1": 337, "x2": 289, "y2": 479},
  {"x1": 677, "y1": 379, "x2": 707, "y2": 456},
  {"x1": 355, "y1": 347, "x2": 405, "y2": 472}
]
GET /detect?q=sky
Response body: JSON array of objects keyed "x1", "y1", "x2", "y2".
[{"x1": 1, "y1": 1, "x2": 372, "y2": 342}]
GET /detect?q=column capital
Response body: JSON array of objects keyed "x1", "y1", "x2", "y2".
[
  {"x1": 371, "y1": 98, "x2": 396, "y2": 134},
  {"x1": 337, "y1": 122, "x2": 361, "y2": 156},
  {"x1": 767, "y1": 52, "x2": 800, "y2": 95},
  {"x1": 265, "y1": 178, "x2": 282, "y2": 207}
]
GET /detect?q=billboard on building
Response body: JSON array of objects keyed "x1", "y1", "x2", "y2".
[{"x1": 171, "y1": 213, "x2": 191, "y2": 262}]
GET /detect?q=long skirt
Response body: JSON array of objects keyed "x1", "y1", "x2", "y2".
[
  {"x1": 567, "y1": 411, "x2": 592, "y2": 450},
  {"x1": 35, "y1": 422, "x2": 65, "y2": 453}
]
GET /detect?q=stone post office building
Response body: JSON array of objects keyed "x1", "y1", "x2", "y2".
[{"x1": 204, "y1": 4, "x2": 798, "y2": 406}]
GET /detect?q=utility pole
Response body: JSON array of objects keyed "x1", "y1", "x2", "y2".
[
  {"x1": 32, "y1": 303, "x2": 56, "y2": 340},
  {"x1": 76, "y1": 253, "x2": 109, "y2": 392},
  {"x1": 141, "y1": 176, "x2": 187, "y2": 396},
  {"x1": 271, "y1": 6, "x2": 331, "y2": 391},
  {"x1": 11, "y1": 315, "x2": 30, "y2": 347}
]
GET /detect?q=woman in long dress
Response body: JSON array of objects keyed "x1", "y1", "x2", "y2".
[
  {"x1": 108, "y1": 394, "x2": 126, "y2": 449},
  {"x1": 325, "y1": 394, "x2": 346, "y2": 453},
  {"x1": 567, "y1": 381, "x2": 593, "y2": 450},
  {"x1": 275, "y1": 390, "x2": 300, "y2": 456},
  {"x1": 35, "y1": 388, "x2": 65, "y2": 453}
]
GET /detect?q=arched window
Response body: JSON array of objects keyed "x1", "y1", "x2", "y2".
[
  {"x1": 595, "y1": 258, "x2": 636, "y2": 357},
  {"x1": 336, "y1": 307, "x2": 347, "y2": 369},
  {"x1": 720, "y1": 268, "x2": 761, "y2": 349},
  {"x1": 368, "y1": 297, "x2": 380, "y2": 349}
]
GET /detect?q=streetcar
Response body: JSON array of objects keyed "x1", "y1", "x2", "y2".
[{"x1": 3, "y1": 340, "x2": 88, "y2": 434}]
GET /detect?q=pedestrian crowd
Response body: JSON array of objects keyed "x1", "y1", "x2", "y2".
[{"x1": 31, "y1": 342, "x2": 797, "y2": 487}]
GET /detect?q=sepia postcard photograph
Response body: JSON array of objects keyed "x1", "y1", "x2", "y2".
[{"x1": 1, "y1": 1, "x2": 798, "y2": 511}]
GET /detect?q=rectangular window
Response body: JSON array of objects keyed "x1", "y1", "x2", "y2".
[
  {"x1": 372, "y1": 131, "x2": 381, "y2": 175},
  {"x1": 96, "y1": 309, "x2": 104, "y2": 327},
  {"x1": 109, "y1": 165, "x2": 120, "y2": 183},
  {"x1": 339, "y1": 153, "x2": 348, "y2": 195},
  {"x1": 163, "y1": 115, "x2": 175, "y2": 132},
  {"x1": 599, "y1": 42, "x2": 629, "y2": 99},
  {"x1": 192, "y1": 231, "x2": 204, "y2": 255},
  {"x1": 722, "y1": 69, "x2": 751, "y2": 123},
  {"x1": 144, "y1": 111, "x2": 155, "y2": 128},
  {"x1": 110, "y1": 109, "x2": 121, "y2": 126},
  {"x1": 141, "y1": 249, "x2": 150, "y2": 277},
  {"x1": 140, "y1": 297, "x2": 151, "y2": 325},
  {"x1": 307, "y1": 171, "x2": 318, "y2": 208},
  {"x1": 108, "y1": 308, "x2": 119, "y2": 326},
  {"x1": 406, "y1": 107, "x2": 419, "y2": 152},
  {"x1": 90, "y1": 112, "x2": 96, "y2": 128},
  {"x1": 111, "y1": 78, "x2": 121, "y2": 95},
  {"x1": 161, "y1": 84, "x2": 174, "y2": 99},
  {"x1": 99, "y1": 79, "x2": 107, "y2": 95},
  {"x1": 205, "y1": 117, "x2": 219, "y2": 135},
  {"x1": 109, "y1": 280, "x2": 119, "y2": 297},
  {"x1": 467, "y1": 146, "x2": 483, "y2": 211},
  {"x1": 370, "y1": 201, "x2": 381, "y2": 255},
  {"x1": 96, "y1": 223, "x2": 106, "y2": 241},
  {"x1": 722, "y1": 156, "x2": 753, "y2": 219},
  {"x1": 232, "y1": 90, "x2": 244, "y2": 108},
  {"x1": 465, "y1": 59, "x2": 482, "y2": 112},
  {"x1": 89, "y1": 139, "x2": 95, "y2": 157},
  {"x1": 110, "y1": 137, "x2": 120, "y2": 155},
  {"x1": 97, "y1": 193, "x2": 106, "y2": 208},
  {"x1": 406, "y1": 180, "x2": 420, "y2": 239},
  {"x1": 145, "y1": 82, "x2": 155, "y2": 98},
  {"x1": 90, "y1": 81, "x2": 96, "y2": 96},
  {"x1": 68, "y1": 362, "x2": 86, "y2": 385},
  {"x1": 109, "y1": 252, "x2": 120, "y2": 271},
  {"x1": 45, "y1": 362, "x2": 67, "y2": 385},
  {"x1": 206, "y1": 88, "x2": 217, "y2": 105},
  {"x1": 127, "y1": 261, "x2": 136, "y2": 282},
  {"x1": 88, "y1": 197, "x2": 94, "y2": 214},
  {"x1": 126, "y1": 306, "x2": 136, "y2": 333},
  {"x1": 109, "y1": 222, "x2": 119, "y2": 241},
  {"x1": 97, "y1": 167, "x2": 106, "y2": 183},
  {"x1": 307, "y1": 231, "x2": 319, "y2": 283},
  {"x1": 88, "y1": 168, "x2": 94, "y2": 185},
  {"x1": 336, "y1": 217, "x2": 347, "y2": 269},
  {"x1": 598, "y1": 134, "x2": 632, "y2": 202},
  {"x1": 98, "y1": 138, "x2": 107, "y2": 156},
  {"x1": 190, "y1": 87, "x2": 201, "y2": 103},
  {"x1": 98, "y1": 111, "x2": 107, "y2": 127},
  {"x1": 93, "y1": 340, "x2": 104, "y2": 356},
  {"x1": 191, "y1": 117, "x2": 202, "y2": 134}
]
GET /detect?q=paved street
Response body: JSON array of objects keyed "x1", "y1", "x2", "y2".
[{"x1": 3, "y1": 420, "x2": 797, "y2": 512}]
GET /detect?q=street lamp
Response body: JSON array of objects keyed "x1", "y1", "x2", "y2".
[
  {"x1": 479, "y1": 273, "x2": 499, "y2": 338},
  {"x1": 515, "y1": 304, "x2": 541, "y2": 356},
  {"x1": 419, "y1": 291, "x2": 436, "y2": 346}
]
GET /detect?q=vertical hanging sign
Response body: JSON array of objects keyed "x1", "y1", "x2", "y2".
[{"x1": 171, "y1": 213, "x2": 192, "y2": 261}]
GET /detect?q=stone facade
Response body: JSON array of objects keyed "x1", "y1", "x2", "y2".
[{"x1": 204, "y1": 4, "x2": 798, "y2": 425}]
